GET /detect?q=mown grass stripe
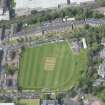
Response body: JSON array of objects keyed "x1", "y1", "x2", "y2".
[{"x1": 19, "y1": 41, "x2": 88, "y2": 91}]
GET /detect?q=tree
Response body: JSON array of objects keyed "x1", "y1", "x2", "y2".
[
  {"x1": 96, "y1": 0, "x2": 105, "y2": 6},
  {"x1": 92, "y1": 11, "x2": 104, "y2": 19},
  {"x1": 5, "y1": 64, "x2": 16, "y2": 75},
  {"x1": 10, "y1": 51, "x2": 16, "y2": 60}
]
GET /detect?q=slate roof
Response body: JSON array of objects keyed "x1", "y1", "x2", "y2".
[
  {"x1": 64, "y1": 98, "x2": 78, "y2": 105},
  {"x1": 98, "y1": 61, "x2": 105, "y2": 78},
  {"x1": 42, "y1": 100, "x2": 59, "y2": 105}
]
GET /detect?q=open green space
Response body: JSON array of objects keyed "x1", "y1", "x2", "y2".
[
  {"x1": 18, "y1": 99, "x2": 40, "y2": 105},
  {"x1": 19, "y1": 41, "x2": 88, "y2": 91}
]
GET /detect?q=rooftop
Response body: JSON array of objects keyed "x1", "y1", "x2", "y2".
[
  {"x1": 0, "y1": 9, "x2": 9, "y2": 21},
  {"x1": 91, "y1": 101, "x2": 102, "y2": 105},
  {"x1": 42, "y1": 100, "x2": 58, "y2": 105},
  {"x1": 0, "y1": 103, "x2": 15, "y2": 105},
  {"x1": 15, "y1": 0, "x2": 95, "y2": 9},
  {"x1": 15, "y1": 0, "x2": 67, "y2": 9},
  {"x1": 70, "y1": 0, "x2": 95, "y2": 4},
  {"x1": 98, "y1": 61, "x2": 105, "y2": 78},
  {"x1": 95, "y1": 7, "x2": 105, "y2": 15}
]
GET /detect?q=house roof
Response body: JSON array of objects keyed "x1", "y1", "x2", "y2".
[
  {"x1": 0, "y1": 9, "x2": 9, "y2": 21},
  {"x1": 95, "y1": 7, "x2": 105, "y2": 13},
  {"x1": 86, "y1": 19, "x2": 105, "y2": 25},
  {"x1": 15, "y1": 0, "x2": 67, "y2": 9},
  {"x1": 101, "y1": 38, "x2": 105, "y2": 44},
  {"x1": 70, "y1": 0, "x2": 95, "y2": 4},
  {"x1": 0, "y1": 103, "x2": 15, "y2": 105},
  {"x1": 98, "y1": 61, "x2": 105, "y2": 78},
  {"x1": 91, "y1": 101, "x2": 102, "y2": 105},
  {"x1": 42, "y1": 100, "x2": 58, "y2": 105},
  {"x1": 99, "y1": 48, "x2": 105, "y2": 59},
  {"x1": 64, "y1": 98, "x2": 78, "y2": 105}
]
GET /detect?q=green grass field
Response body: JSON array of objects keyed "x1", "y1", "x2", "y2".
[
  {"x1": 18, "y1": 99, "x2": 40, "y2": 105},
  {"x1": 19, "y1": 41, "x2": 88, "y2": 91}
]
